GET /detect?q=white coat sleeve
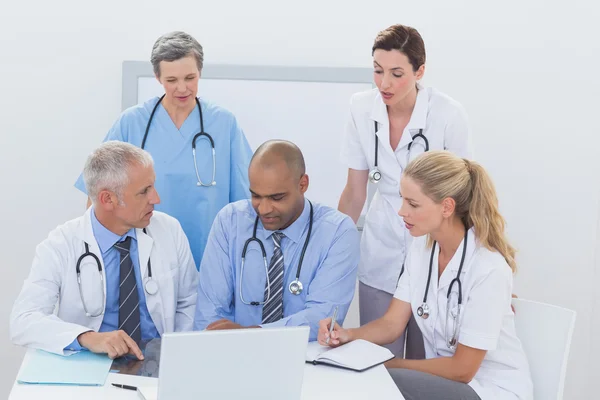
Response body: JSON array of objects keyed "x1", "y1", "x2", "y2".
[
  {"x1": 443, "y1": 104, "x2": 474, "y2": 159},
  {"x1": 9, "y1": 230, "x2": 91, "y2": 355},
  {"x1": 174, "y1": 219, "x2": 199, "y2": 332},
  {"x1": 340, "y1": 98, "x2": 369, "y2": 171}
]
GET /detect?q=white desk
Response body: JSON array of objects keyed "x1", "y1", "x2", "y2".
[{"x1": 9, "y1": 350, "x2": 404, "y2": 399}]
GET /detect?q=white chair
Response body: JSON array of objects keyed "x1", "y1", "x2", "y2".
[{"x1": 512, "y1": 298, "x2": 576, "y2": 400}]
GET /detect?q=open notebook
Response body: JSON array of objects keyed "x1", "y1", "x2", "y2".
[{"x1": 305, "y1": 339, "x2": 394, "y2": 372}]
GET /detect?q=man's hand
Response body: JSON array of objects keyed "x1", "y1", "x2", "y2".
[
  {"x1": 77, "y1": 330, "x2": 144, "y2": 360},
  {"x1": 206, "y1": 319, "x2": 260, "y2": 331}
]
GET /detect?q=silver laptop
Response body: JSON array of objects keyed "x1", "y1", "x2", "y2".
[{"x1": 158, "y1": 326, "x2": 310, "y2": 400}]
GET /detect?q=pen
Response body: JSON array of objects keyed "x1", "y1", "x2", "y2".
[
  {"x1": 112, "y1": 383, "x2": 138, "y2": 391},
  {"x1": 325, "y1": 306, "x2": 339, "y2": 345}
]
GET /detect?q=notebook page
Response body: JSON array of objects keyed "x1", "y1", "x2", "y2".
[
  {"x1": 305, "y1": 342, "x2": 331, "y2": 362},
  {"x1": 316, "y1": 339, "x2": 394, "y2": 370}
]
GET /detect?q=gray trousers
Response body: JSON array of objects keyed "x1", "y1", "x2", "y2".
[
  {"x1": 388, "y1": 369, "x2": 481, "y2": 400},
  {"x1": 359, "y1": 282, "x2": 425, "y2": 359}
]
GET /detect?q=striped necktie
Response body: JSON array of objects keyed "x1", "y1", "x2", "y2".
[
  {"x1": 114, "y1": 236, "x2": 141, "y2": 343},
  {"x1": 262, "y1": 232, "x2": 285, "y2": 323}
]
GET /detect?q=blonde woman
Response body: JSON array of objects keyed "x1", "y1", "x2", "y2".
[{"x1": 320, "y1": 151, "x2": 532, "y2": 400}]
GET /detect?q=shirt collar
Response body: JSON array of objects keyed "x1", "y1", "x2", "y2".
[
  {"x1": 90, "y1": 208, "x2": 137, "y2": 255},
  {"x1": 259, "y1": 198, "x2": 312, "y2": 245},
  {"x1": 369, "y1": 82, "x2": 428, "y2": 131},
  {"x1": 370, "y1": 91, "x2": 388, "y2": 125},
  {"x1": 406, "y1": 82, "x2": 428, "y2": 131}
]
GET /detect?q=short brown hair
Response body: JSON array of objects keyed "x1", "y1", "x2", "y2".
[{"x1": 372, "y1": 24, "x2": 426, "y2": 72}]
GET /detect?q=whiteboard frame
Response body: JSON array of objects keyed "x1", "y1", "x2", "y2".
[
  {"x1": 121, "y1": 61, "x2": 374, "y2": 229},
  {"x1": 122, "y1": 61, "x2": 373, "y2": 110}
]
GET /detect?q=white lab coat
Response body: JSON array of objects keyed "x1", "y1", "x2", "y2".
[
  {"x1": 10, "y1": 209, "x2": 199, "y2": 355},
  {"x1": 341, "y1": 85, "x2": 473, "y2": 294},
  {"x1": 394, "y1": 229, "x2": 533, "y2": 400}
]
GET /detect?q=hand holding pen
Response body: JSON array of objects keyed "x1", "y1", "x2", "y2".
[
  {"x1": 317, "y1": 306, "x2": 352, "y2": 347},
  {"x1": 325, "y1": 306, "x2": 338, "y2": 345}
]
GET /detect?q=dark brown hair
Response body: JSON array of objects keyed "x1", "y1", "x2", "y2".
[{"x1": 372, "y1": 24, "x2": 426, "y2": 72}]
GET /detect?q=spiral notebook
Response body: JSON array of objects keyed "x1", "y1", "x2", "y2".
[{"x1": 305, "y1": 339, "x2": 394, "y2": 372}]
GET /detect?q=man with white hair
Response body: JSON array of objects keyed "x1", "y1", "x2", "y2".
[{"x1": 10, "y1": 141, "x2": 198, "y2": 360}]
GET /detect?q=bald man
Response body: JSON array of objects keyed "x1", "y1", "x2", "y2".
[{"x1": 193, "y1": 140, "x2": 359, "y2": 340}]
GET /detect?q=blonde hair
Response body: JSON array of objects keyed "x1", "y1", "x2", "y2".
[{"x1": 403, "y1": 151, "x2": 516, "y2": 272}]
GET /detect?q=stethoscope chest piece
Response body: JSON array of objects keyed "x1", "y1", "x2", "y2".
[
  {"x1": 144, "y1": 278, "x2": 159, "y2": 296},
  {"x1": 417, "y1": 303, "x2": 430, "y2": 319},
  {"x1": 448, "y1": 337, "x2": 458, "y2": 350},
  {"x1": 289, "y1": 279, "x2": 303, "y2": 295},
  {"x1": 371, "y1": 120, "x2": 429, "y2": 186},
  {"x1": 197, "y1": 180, "x2": 216, "y2": 187},
  {"x1": 368, "y1": 167, "x2": 382, "y2": 184}
]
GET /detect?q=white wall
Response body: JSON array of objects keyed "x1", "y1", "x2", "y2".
[{"x1": 1, "y1": 0, "x2": 599, "y2": 398}]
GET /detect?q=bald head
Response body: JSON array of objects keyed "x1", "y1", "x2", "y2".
[
  {"x1": 248, "y1": 140, "x2": 309, "y2": 231},
  {"x1": 250, "y1": 140, "x2": 306, "y2": 179}
]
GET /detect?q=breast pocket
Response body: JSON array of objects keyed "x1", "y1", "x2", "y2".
[
  {"x1": 152, "y1": 262, "x2": 178, "y2": 307},
  {"x1": 161, "y1": 263, "x2": 179, "y2": 288}
]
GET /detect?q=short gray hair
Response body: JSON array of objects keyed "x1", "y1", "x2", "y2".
[
  {"x1": 151, "y1": 31, "x2": 204, "y2": 77},
  {"x1": 83, "y1": 141, "x2": 154, "y2": 205}
]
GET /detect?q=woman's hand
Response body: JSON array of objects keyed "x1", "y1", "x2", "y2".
[{"x1": 317, "y1": 317, "x2": 352, "y2": 347}]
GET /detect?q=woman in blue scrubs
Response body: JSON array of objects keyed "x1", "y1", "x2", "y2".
[{"x1": 75, "y1": 31, "x2": 253, "y2": 268}]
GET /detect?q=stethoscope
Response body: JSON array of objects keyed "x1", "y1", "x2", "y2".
[
  {"x1": 239, "y1": 201, "x2": 313, "y2": 306},
  {"x1": 396, "y1": 230, "x2": 468, "y2": 350},
  {"x1": 76, "y1": 229, "x2": 159, "y2": 318},
  {"x1": 142, "y1": 94, "x2": 216, "y2": 187},
  {"x1": 369, "y1": 121, "x2": 430, "y2": 184},
  {"x1": 417, "y1": 230, "x2": 468, "y2": 350}
]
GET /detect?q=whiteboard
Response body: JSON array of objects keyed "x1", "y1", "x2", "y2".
[{"x1": 124, "y1": 62, "x2": 373, "y2": 217}]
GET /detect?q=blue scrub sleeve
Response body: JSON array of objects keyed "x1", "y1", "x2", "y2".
[{"x1": 228, "y1": 118, "x2": 252, "y2": 202}]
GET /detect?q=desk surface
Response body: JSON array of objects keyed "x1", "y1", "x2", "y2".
[{"x1": 9, "y1": 349, "x2": 404, "y2": 399}]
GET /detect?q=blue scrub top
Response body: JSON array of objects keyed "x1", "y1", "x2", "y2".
[{"x1": 75, "y1": 97, "x2": 253, "y2": 268}]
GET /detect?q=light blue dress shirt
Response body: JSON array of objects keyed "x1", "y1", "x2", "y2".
[
  {"x1": 67, "y1": 210, "x2": 159, "y2": 350},
  {"x1": 74, "y1": 97, "x2": 252, "y2": 268},
  {"x1": 193, "y1": 198, "x2": 360, "y2": 340}
]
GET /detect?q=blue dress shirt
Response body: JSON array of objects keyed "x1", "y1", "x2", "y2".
[
  {"x1": 193, "y1": 198, "x2": 359, "y2": 340},
  {"x1": 67, "y1": 209, "x2": 159, "y2": 350}
]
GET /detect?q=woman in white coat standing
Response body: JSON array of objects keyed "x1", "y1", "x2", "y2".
[{"x1": 339, "y1": 24, "x2": 473, "y2": 357}]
